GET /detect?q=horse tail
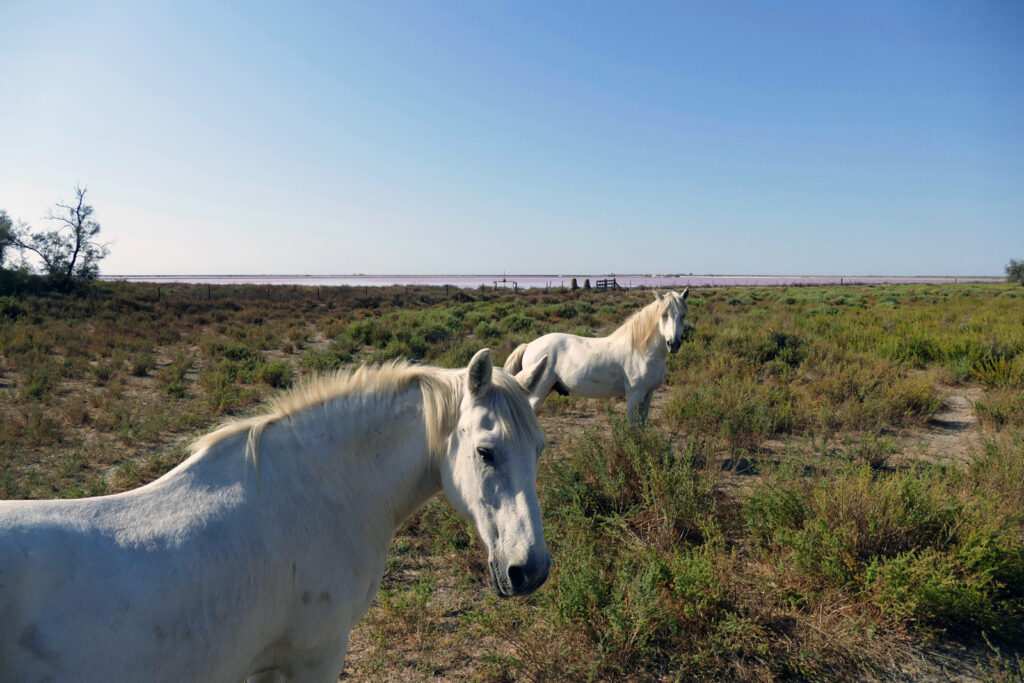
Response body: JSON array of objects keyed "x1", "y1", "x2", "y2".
[{"x1": 503, "y1": 343, "x2": 528, "y2": 374}]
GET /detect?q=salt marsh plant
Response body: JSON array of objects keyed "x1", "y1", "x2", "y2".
[{"x1": 2, "y1": 280, "x2": 1023, "y2": 679}]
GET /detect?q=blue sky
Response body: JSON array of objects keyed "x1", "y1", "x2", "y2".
[{"x1": 1, "y1": 1, "x2": 1021, "y2": 275}]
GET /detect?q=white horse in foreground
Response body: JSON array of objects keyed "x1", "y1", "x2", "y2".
[
  {"x1": 504, "y1": 289, "x2": 689, "y2": 423},
  {"x1": 0, "y1": 349, "x2": 550, "y2": 682}
]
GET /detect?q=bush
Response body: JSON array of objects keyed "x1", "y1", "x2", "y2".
[
  {"x1": 20, "y1": 361, "x2": 60, "y2": 401},
  {"x1": 500, "y1": 313, "x2": 536, "y2": 333},
  {"x1": 473, "y1": 320, "x2": 501, "y2": 341},
  {"x1": 302, "y1": 342, "x2": 355, "y2": 373},
  {"x1": 347, "y1": 317, "x2": 391, "y2": 347},
  {"x1": 256, "y1": 359, "x2": 292, "y2": 388},
  {"x1": 745, "y1": 462, "x2": 1024, "y2": 635},
  {"x1": 889, "y1": 334, "x2": 942, "y2": 367},
  {"x1": 129, "y1": 351, "x2": 155, "y2": 377},
  {"x1": 547, "y1": 418, "x2": 715, "y2": 557},
  {"x1": 866, "y1": 540, "x2": 1022, "y2": 633},
  {"x1": 198, "y1": 360, "x2": 262, "y2": 414},
  {"x1": 1005, "y1": 259, "x2": 1024, "y2": 285},
  {"x1": 156, "y1": 352, "x2": 193, "y2": 398},
  {"x1": 0, "y1": 295, "x2": 25, "y2": 320},
  {"x1": 525, "y1": 422, "x2": 764, "y2": 678},
  {"x1": 664, "y1": 381, "x2": 801, "y2": 451},
  {"x1": 975, "y1": 389, "x2": 1024, "y2": 429}
]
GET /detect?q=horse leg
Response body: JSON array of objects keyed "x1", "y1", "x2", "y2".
[
  {"x1": 638, "y1": 388, "x2": 655, "y2": 424},
  {"x1": 527, "y1": 368, "x2": 562, "y2": 412},
  {"x1": 625, "y1": 388, "x2": 645, "y2": 425}
]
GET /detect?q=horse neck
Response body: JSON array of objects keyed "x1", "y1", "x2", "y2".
[
  {"x1": 609, "y1": 301, "x2": 665, "y2": 357},
  {"x1": 255, "y1": 383, "x2": 445, "y2": 533}
]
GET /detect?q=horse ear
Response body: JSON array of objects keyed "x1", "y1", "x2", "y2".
[
  {"x1": 466, "y1": 348, "x2": 493, "y2": 398},
  {"x1": 515, "y1": 355, "x2": 548, "y2": 396},
  {"x1": 652, "y1": 290, "x2": 663, "y2": 301},
  {"x1": 679, "y1": 287, "x2": 689, "y2": 300}
]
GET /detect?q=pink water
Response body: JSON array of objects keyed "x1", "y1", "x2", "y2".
[{"x1": 105, "y1": 274, "x2": 999, "y2": 289}]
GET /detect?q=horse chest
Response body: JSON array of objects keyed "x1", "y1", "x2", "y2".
[{"x1": 622, "y1": 352, "x2": 664, "y2": 388}]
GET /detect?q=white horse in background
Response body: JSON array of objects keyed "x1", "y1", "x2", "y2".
[
  {"x1": 504, "y1": 289, "x2": 690, "y2": 424},
  {"x1": 0, "y1": 349, "x2": 550, "y2": 683}
]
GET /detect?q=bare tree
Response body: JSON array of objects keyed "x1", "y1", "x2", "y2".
[{"x1": 15, "y1": 186, "x2": 110, "y2": 290}]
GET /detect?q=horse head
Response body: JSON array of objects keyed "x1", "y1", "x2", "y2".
[
  {"x1": 441, "y1": 349, "x2": 551, "y2": 597},
  {"x1": 654, "y1": 288, "x2": 690, "y2": 354}
]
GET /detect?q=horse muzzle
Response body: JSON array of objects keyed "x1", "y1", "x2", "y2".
[
  {"x1": 489, "y1": 554, "x2": 552, "y2": 598},
  {"x1": 668, "y1": 341, "x2": 681, "y2": 354}
]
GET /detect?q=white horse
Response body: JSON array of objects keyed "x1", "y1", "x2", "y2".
[
  {"x1": 504, "y1": 289, "x2": 689, "y2": 424},
  {"x1": 0, "y1": 349, "x2": 550, "y2": 682}
]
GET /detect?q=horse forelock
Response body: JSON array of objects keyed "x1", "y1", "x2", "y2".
[{"x1": 486, "y1": 370, "x2": 545, "y2": 452}]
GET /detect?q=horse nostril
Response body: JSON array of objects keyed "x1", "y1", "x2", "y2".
[{"x1": 506, "y1": 565, "x2": 527, "y2": 593}]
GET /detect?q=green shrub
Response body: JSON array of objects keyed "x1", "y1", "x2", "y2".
[
  {"x1": 0, "y1": 296, "x2": 26, "y2": 320},
  {"x1": 549, "y1": 418, "x2": 715, "y2": 553},
  {"x1": 866, "y1": 540, "x2": 1023, "y2": 633},
  {"x1": 129, "y1": 351, "x2": 155, "y2": 377},
  {"x1": 473, "y1": 320, "x2": 501, "y2": 341},
  {"x1": 975, "y1": 389, "x2": 1024, "y2": 429},
  {"x1": 973, "y1": 353, "x2": 1022, "y2": 388},
  {"x1": 157, "y1": 354, "x2": 192, "y2": 398},
  {"x1": 221, "y1": 344, "x2": 258, "y2": 361},
  {"x1": 199, "y1": 360, "x2": 261, "y2": 413},
  {"x1": 890, "y1": 335, "x2": 942, "y2": 367},
  {"x1": 500, "y1": 313, "x2": 536, "y2": 334},
  {"x1": 846, "y1": 431, "x2": 898, "y2": 469},
  {"x1": 665, "y1": 380, "x2": 801, "y2": 450},
  {"x1": 256, "y1": 359, "x2": 292, "y2": 388},
  {"x1": 418, "y1": 322, "x2": 451, "y2": 344},
  {"x1": 745, "y1": 462, "x2": 1024, "y2": 634},
  {"x1": 20, "y1": 362, "x2": 60, "y2": 401},
  {"x1": 346, "y1": 317, "x2": 391, "y2": 347},
  {"x1": 808, "y1": 304, "x2": 840, "y2": 316},
  {"x1": 302, "y1": 342, "x2": 355, "y2": 372},
  {"x1": 522, "y1": 422, "x2": 781, "y2": 678}
]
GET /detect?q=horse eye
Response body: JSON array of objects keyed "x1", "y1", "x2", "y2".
[{"x1": 476, "y1": 446, "x2": 495, "y2": 465}]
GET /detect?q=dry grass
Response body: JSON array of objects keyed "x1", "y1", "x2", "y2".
[{"x1": 3, "y1": 281, "x2": 1024, "y2": 680}]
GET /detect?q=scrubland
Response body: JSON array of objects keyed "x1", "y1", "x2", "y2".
[{"x1": 1, "y1": 281, "x2": 1022, "y2": 680}]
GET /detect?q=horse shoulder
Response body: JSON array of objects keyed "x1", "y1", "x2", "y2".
[{"x1": 618, "y1": 343, "x2": 666, "y2": 386}]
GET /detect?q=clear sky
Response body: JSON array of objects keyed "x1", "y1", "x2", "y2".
[{"x1": 1, "y1": 1, "x2": 1021, "y2": 276}]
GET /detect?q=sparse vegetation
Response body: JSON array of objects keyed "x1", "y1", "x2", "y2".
[{"x1": 1, "y1": 280, "x2": 1022, "y2": 679}]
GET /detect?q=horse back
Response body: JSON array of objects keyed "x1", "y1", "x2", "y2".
[{"x1": 524, "y1": 333, "x2": 629, "y2": 398}]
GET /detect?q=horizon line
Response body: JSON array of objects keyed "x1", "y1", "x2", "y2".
[{"x1": 102, "y1": 272, "x2": 1004, "y2": 279}]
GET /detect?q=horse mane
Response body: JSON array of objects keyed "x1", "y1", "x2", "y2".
[
  {"x1": 190, "y1": 360, "x2": 542, "y2": 472},
  {"x1": 608, "y1": 296, "x2": 669, "y2": 351}
]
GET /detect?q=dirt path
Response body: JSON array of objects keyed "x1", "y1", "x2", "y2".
[
  {"x1": 880, "y1": 385, "x2": 983, "y2": 474},
  {"x1": 909, "y1": 386, "x2": 984, "y2": 463}
]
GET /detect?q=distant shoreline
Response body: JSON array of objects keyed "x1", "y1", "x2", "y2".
[{"x1": 101, "y1": 274, "x2": 1003, "y2": 289}]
